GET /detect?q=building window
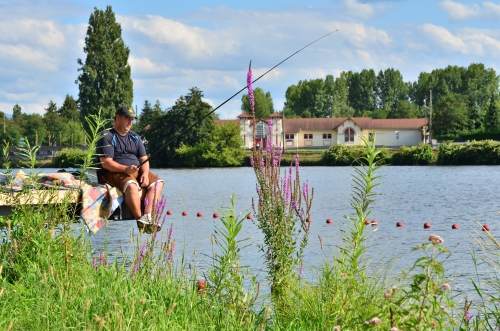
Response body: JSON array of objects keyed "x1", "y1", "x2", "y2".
[
  {"x1": 323, "y1": 133, "x2": 332, "y2": 139},
  {"x1": 344, "y1": 128, "x2": 355, "y2": 142},
  {"x1": 304, "y1": 134, "x2": 313, "y2": 139},
  {"x1": 285, "y1": 133, "x2": 294, "y2": 140}
]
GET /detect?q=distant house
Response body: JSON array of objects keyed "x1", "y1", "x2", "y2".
[{"x1": 216, "y1": 113, "x2": 428, "y2": 149}]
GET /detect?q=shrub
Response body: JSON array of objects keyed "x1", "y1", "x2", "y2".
[
  {"x1": 52, "y1": 148, "x2": 87, "y2": 168},
  {"x1": 392, "y1": 143, "x2": 434, "y2": 165},
  {"x1": 437, "y1": 140, "x2": 500, "y2": 165}
]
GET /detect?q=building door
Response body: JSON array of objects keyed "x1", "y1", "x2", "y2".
[{"x1": 254, "y1": 138, "x2": 267, "y2": 149}]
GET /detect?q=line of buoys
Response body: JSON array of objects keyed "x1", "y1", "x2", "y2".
[
  {"x1": 182, "y1": 211, "x2": 187, "y2": 216},
  {"x1": 213, "y1": 213, "x2": 219, "y2": 218},
  {"x1": 396, "y1": 222, "x2": 403, "y2": 227},
  {"x1": 423, "y1": 222, "x2": 431, "y2": 229},
  {"x1": 364, "y1": 219, "x2": 371, "y2": 225},
  {"x1": 197, "y1": 212, "x2": 202, "y2": 217},
  {"x1": 167, "y1": 210, "x2": 172, "y2": 215},
  {"x1": 452, "y1": 224, "x2": 459, "y2": 229},
  {"x1": 371, "y1": 220, "x2": 378, "y2": 226},
  {"x1": 307, "y1": 217, "x2": 312, "y2": 223},
  {"x1": 247, "y1": 214, "x2": 253, "y2": 220},
  {"x1": 326, "y1": 218, "x2": 333, "y2": 224},
  {"x1": 482, "y1": 224, "x2": 490, "y2": 231}
]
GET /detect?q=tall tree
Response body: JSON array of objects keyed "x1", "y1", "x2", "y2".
[
  {"x1": 58, "y1": 94, "x2": 80, "y2": 121},
  {"x1": 144, "y1": 87, "x2": 215, "y2": 167},
  {"x1": 485, "y1": 94, "x2": 499, "y2": 131},
  {"x1": 469, "y1": 102, "x2": 483, "y2": 131},
  {"x1": 44, "y1": 100, "x2": 57, "y2": 115},
  {"x1": 242, "y1": 87, "x2": 274, "y2": 118},
  {"x1": 12, "y1": 104, "x2": 22, "y2": 119},
  {"x1": 376, "y1": 68, "x2": 408, "y2": 117},
  {"x1": 76, "y1": 6, "x2": 133, "y2": 128},
  {"x1": 348, "y1": 69, "x2": 377, "y2": 115},
  {"x1": 433, "y1": 93, "x2": 468, "y2": 136},
  {"x1": 138, "y1": 100, "x2": 154, "y2": 132}
]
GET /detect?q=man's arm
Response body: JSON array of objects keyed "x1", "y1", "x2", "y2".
[{"x1": 100, "y1": 157, "x2": 138, "y2": 174}]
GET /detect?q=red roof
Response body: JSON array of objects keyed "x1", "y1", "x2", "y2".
[
  {"x1": 269, "y1": 112, "x2": 283, "y2": 118},
  {"x1": 237, "y1": 112, "x2": 252, "y2": 118}
]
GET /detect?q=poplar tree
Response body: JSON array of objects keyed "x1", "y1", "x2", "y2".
[{"x1": 76, "y1": 6, "x2": 133, "y2": 128}]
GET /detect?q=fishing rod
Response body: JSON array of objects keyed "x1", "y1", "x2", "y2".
[{"x1": 139, "y1": 30, "x2": 338, "y2": 167}]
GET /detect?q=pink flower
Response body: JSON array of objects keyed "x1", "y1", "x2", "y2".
[
  {"x1": 429, "y1": 234, "x2": 444, "y2": 245},
  {"x1": 365, "y1": 317, "x2": 381, "y2": 325},
  {"x1": 384, "y1": 293, "x2": 391, "y2": 299},
  {"x1": 441, "y1": 283, "x2": 450, "y2": 290}
]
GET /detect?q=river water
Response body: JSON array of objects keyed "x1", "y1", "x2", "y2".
[{"x1": 51, "y1": 166, "x2": 500, "y2": 300}]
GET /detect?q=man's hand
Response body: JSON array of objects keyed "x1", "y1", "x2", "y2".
[
  {"x1": 125, "y1": 165, "x2": 138, "y2": 174},
  {"x1": 139, "y1": 172, "x2": 149, "y2": 187}
]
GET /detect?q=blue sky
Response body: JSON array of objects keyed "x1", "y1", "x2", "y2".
[{"x1": 1, "y1": 0, "x2": 499, "y2": 119}]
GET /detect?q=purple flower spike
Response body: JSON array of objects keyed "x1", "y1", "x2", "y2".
[
  {"x1": 144, "y1": 197, "x2": 149, "y2": 207},
  {"x1": 247, "y1": 67, "x2": 255, "y2": 115}
]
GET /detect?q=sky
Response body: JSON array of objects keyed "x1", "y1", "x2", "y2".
[{"x1": 0, "y1": 0, "x2": 499, "y2": 119}]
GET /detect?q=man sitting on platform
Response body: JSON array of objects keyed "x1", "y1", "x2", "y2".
[{"x1": 96, "y1": 105, "x2": 164, "y2": 234}]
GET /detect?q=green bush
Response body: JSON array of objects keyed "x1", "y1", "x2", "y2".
[
  {"x1": 52, "y1": 148, "x2": 87, "y2": 168},
  {"x1": 391, "y1": 143, "x2": 435, "y2": 165},
  {"x1": 437, "y1": 140, "x2": 500, "y2": 165},
  {"x1": 322, "y1": 145, "x2": 392, "y2": 166}
]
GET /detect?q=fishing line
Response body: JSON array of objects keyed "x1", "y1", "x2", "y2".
[{"x1": 140, "y1": 30, "x2": 338, "y2": 167}]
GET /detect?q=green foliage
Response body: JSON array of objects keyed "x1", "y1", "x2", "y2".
[
  {"x1": 76, "y1": 5, "x2": 133, "y2": 128},
  {"x1": 144, "y1": 87, "x2": 215, "y2": 167},
  {"x1": 52, "y1": 148, "x2": 87, "y2": 168},
  {"x1": 391, "y1": 143, "x2": 435, "y2": 165},
  {"x1": 322, "y1": 144, "x2": 391, "y2": 166},
  {"x1": 176, "y1": 121, "x2": 244, "y2": 167},
  {"x1": 485, "y1": 94, "x2": 499, "y2": 131},
  {"x1": 284, "y1": 78, "x2": 332, "y2": 118},
  {"x1": 433, "y1": 93, "x2": 469, "y2": 136},
  {"x1": 14, "y1": 137, "x2": 40, "y2": 178},
  {"x1": 437, "y1": 140, "x2": 500, "y2": 165},
  {"x1": 207, "y1": 195, "x2": 256, "y2": 315},
  {"x1": 138, "y1": 100, "x2": 163, "y2": 133},
  {"x1": 57, "y1": 94, "x2": 80, "y2": 122},
  {"x1": 12, "y1": 104, "x2": 22, "y2": 119},
  {"x1": 241, "y1": 87, "x2": 274, "y2": 118}
]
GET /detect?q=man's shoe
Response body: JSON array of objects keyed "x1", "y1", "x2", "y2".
[{"x1": 136, "y1": 214, "x2": 161, "y2": 234}]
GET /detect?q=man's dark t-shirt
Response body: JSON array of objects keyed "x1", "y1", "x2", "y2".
[{"x1": 96, "y1": 128, "x2": 147, "y2": 179}]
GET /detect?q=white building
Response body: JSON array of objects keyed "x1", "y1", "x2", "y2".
[{"x1": 215, "y1": 113, "x2": 428, "y2": 149}]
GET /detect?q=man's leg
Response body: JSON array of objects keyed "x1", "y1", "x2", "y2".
[
  {"x1": 124, "y1": 182, "x2": 142, "y2": 220},
  {"x1": 144, "y1": 181, "x2": 164, "y2": 214}
]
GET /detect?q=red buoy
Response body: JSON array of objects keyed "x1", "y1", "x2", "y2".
[
  {"x1": 307, "y1": 217, "x2": 312, "y2": 223},
  {"x1": 396, "y1": 222, "x2": 403, "y2": 227},
  {"x1": 423, "y1": 222, "x2": 431, "y2": 229},
  {"x1": 182, "y1": 211, "x2": 187, "y2": 216},
  {"x1": 371, "y1": 220, "x2": 378, "y2": 226},
  {"x1": 326, "y1": 218, "x2": 333, "y2": 224},
  {"x1": 482, "y1": 224, "x2": 490, "y2": 231},
  {"x1": 247, "y1": 214, "x2": 253, "y2": 220},
  {"x1": 452, "y1": 224, "x2": 459, "y2": 229},
  {"x1": 364, "y1": 219, "x2": 371, "y2": 225},
  {"x1": 167, "y1": 210, "x2": 172, "y2": 215},
  {"x1": 213, "y1": 213, "x2": 219, "y2": 218},
  {"x1": 197, "y1": 212, "x2": 203, "y2": 217}
]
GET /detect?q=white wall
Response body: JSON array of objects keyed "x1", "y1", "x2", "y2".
[{"x1": 365, "y1": 130, "x2": 423, "y2": 147}]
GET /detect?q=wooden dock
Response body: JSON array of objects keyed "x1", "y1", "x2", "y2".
[{"x1": 0, "y1": 190, "x2": 81, "y2": 216}]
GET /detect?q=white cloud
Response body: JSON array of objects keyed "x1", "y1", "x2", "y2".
[
  {"x1": 440, "y1": 0, "x2": 500, "y2": 22},
  {"x1": 417, "y1": 24, "x2": 500, "y2": 57},
  {"x1": 129, "y1": 56, "x2": 171, "y2": 77},
  {"x1": 120, "y1": 15, "x2": 240, "y2": 60},
  {"x1": 343, "y1": 0, "x2": 388, "y2": 20},
  {"x1": 0, "y1": 44, "x2": 58, "y2": 71}
]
